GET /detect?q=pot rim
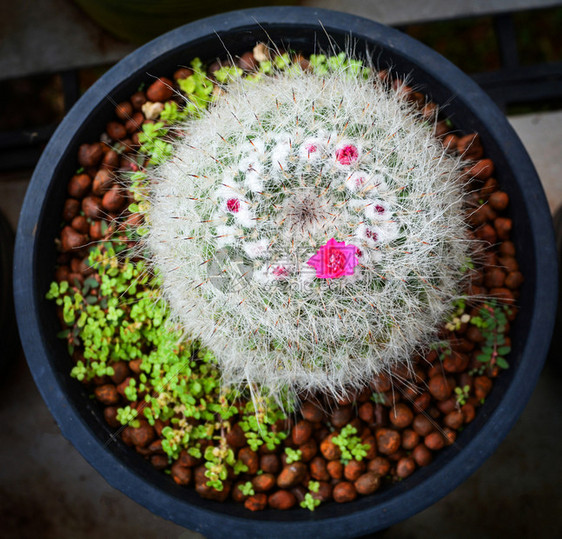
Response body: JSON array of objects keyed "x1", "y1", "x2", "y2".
[{"x1": 14, "y1": 6, "x2": 558, "y2": 538}]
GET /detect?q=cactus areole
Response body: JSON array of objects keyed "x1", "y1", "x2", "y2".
[
  {"x1": 14, "y1": 7, "x2": 556, "y2": 538},
  {"x1": 146, "y1": 62, "x2": 469, "y2": 401}
]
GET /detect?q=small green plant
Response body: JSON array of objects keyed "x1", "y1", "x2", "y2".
[
  {"x1": 470, "y1": 302, "x2": 512, "y2": 374},
  {"x1": 284, "y1": 447, "x2": 302, "y2": 463},
  {"x1": 300, "y1": 480, "x2": 321, "y2": 511},
  {"x1": 445, "y1": 297, "x2": 471, "y2": 331},
  {"x1": 371, "y1": 392, "x2": 386, "y2": 405},
  {"x1": 332, "y1": 425, "x2": 370, "y2": 464},
  {"x1": 116, "y1": 405, "x2": 140, "y2": 428},
  {"x1": 454, "y1": 385, "x2": 471, "y2": 407},
  {"x1": 239, "y1": 481, "x2": 255, "y2": 497}
]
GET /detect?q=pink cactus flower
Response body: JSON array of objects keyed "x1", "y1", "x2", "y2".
[
  {"x1": 307, "y1": 238, "x2": 359, "y2": 279},
  {"x1": 226, "y1": 198, "x2": 241, "y2": 213},
  {"x1": 335, "y1": 144, "x2": 359, "y2": 165}
]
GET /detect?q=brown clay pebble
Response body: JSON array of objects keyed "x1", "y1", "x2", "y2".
[
  {"x1": 461, "y1": 403, "x2": 476, "y2": 423},
  {"x1": 71, "y1": 215, "x2": 89, "y2": 234},
  {"x1": 358, "y1": 401, "x2": 374, "y2": 423},
  {"x1": 320, "y1": 434, "x2": 342, "y2": 461},
  {"x1": 437, "y1": 397, "x2": 457, "y2": 415},
  {"x1": 82, "y1": 196, "x2": 102, "y2": 219},
  {"x1": 494, "y1": 217, "x2": 512, "y2": 240},
  {"x1": 371, "y1": 373, "x2": 392, "y2": 392},
  {"x1": 299, "y1": 438, "x2": 317, "y2": 462},
  {"x1": 102, "y1": 149, "x2": 120, "y2": 170},
  {"x1": 151, "y1": 454, "x2": 168, "y2": 470},
  {"x1": 268, "y1": 490, "x2": 296, "y2": 510},
  {"x1": 130, "y1": 421, "x2": 155, "y2": 447},
  {"x1": 196, "y1": 478, "x2": 231, "y2": 502},
  {"x1": 146, "y1": 77, "x2": 174, "y2": 102},
  {"x1": 94, "y1": 384, "x2": 119, "y2": 405},
  {"x1": 425, "y1": 431, "x2": 445, "y2": 451},
  {"x1": 354, "y1": 471, "x2": 381, "y2": 495},
  {"x1": 401, "y1": 429, "x2": 420, "y2": 450},
  {"x1": 78, "y1": 143, "x2": 103, "y2": 167},
  {"x1": 61, "y1": 226, "x2": 87, "y2": 251},
  {"x1": 178, "y1": 449, "x2": 200, "y2": 468},
  {"x1": 444, "y1": 410, "x2": 464, "y2": 430},
  {"x1": 89, "y1": 221, "x2": 103, "y2": 240},
  {"x1": 469, "y1": 159, "x2": 494, "y2": 180},
  {"x1": 310, "y1": 456, "x2": 330, "y2": 481},
  {"x1": 327, "y1": 460, "x2": 344, "y2": 480},
  {"x1": 62, "y1": 198, "x2": 80, "y2": 222},
  {"x1": 68, "y1": 174, "x2": 92, "y2": 199},
  {"x1": 55, "y1": 266, "x2": 70, "y2": 282},
  {"x1": 115, "y1": 101, "x2": 133, "y2": 120},
  {"x1": 412, "y1": 444, "x2": 433, "y2": 467},
  {"x1": 260, "y1": 453, "x2": 280, "y2": 474},
  {"x1": 443, "y1": 428, "x2": 457, "y2": 445},
  {"x1": 238, "y1": 51, "x2": 257, "y2": 71},
  {"x1": 389, "y1": 403, "x2": 414, "y2": 428},
  {"x1": 245, "y1": 493, "x2": 267, "y2": 511},
  {"x1": 170, "y1": 462, "x2": 192, "y2": 485},
  {"x1": 174, "y1": 67, "x2": 193, "y2": 80},
  {"x1": 292, "y1": 420, "x2": 313, "y2": 445},
  {"x1": 225, "y1": 422, "x2": 246, "y2": 447},
  {"x1": 413, "y1": 392, "x2": 431, "y2": 412},
  {"x1": 396, "y1": 456, "x2": 416, "y2": 479},
  {"x1": 277, "y1": 462, "x2": 307, "y2": 489},
  {"x1": 490, "y1": 287, "x2": 515, "y2": 302},
  {"x1": 108, "y1": 360, "x2": 129, "y2": 383},
  {"x1": 474, "y1": 376, "x2": 493, "y2": 400},
  {"x1": 333, "y1": 482, "x2": 357, "y2": 503},
  {"x1": 103, "y1": 406, "x2": 120, "y2": 427},
  {"x1": 428, "y1": 375, "x2": 453, "y2": 401},
  {"x1": 102, "y1": 185, "x2": 126, "y2": 212},
  {"x1": 106, "y1": 121, "x2": 127, "y2": 140},
  {"x1": 301, "y1": 401, "x2": 324, "y2": 422},
  {"x1": 129, "y1": 358, "x2": 142, "y2": 373},
  {"x1": 505, "y1": 271, "x2": 524, "y2": 289},
  {"x1": 92, "y1": 168, "x2": 114, "y2": 196},
  {"x1": 484, "y1": 268, "x2": 505, "y2": 288},
  {"x1": 376, "y1": 428, "x2": 401, "y2": 455},
  {"x1": 412, "y1": 414, "x2": 434, "y2": 437},
  {"x1": 457, "y1": 134, "x2": 483, "y2": 160},
  {"x1": 367, "y1": 456, "x2": 391, "y2": 476},
  {"x1": 121, "y1": 426, "x2": 135, "y2": 446},
  {"x1": 238, "y1": 447, "x2": 259, "y2": 475},
  {"x1": 489, "y1": 191, "x2": 509, "y2": 211},
  {"x1": 344, "y1": 459, "x2": 365, "y2": 481},
  {"x1": 330, "y1": 406, "x2": 353, "y2": 428},
  {"x1": 131, "y1": 91, "x2": 147, "y2": 110},
  {"x1": 500, "y1": 241, "x2": 516, "y2": 257},
  {"x1": 476, "y1": 223, "x2": 498, "y2": 244},
  {"x1": 252, "y1": 473, "x2": 276, "y2": 492},
  {"x1": 125, "y1": 112, "x2": 144, "y2": 133}
]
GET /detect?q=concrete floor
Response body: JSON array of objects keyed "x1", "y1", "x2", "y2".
[{"x1": 1, "y1": 110, "x2": 561, "y2": 538}]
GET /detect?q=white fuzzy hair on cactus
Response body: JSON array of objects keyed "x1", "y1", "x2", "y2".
[{"x1": 144, "y1": 53, "x2": 470, "y2": 402}]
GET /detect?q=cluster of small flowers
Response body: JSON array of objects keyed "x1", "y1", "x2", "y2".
[{"x1": 212, "y1": 132, "x2": 399, "y2": 287}]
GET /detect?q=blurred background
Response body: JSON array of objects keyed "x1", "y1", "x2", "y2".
[{"x1": 1, "y1": 1, "x2": 561, "y2": 537}]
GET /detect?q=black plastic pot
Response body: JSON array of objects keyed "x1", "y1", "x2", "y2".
[{"x1": 14, "y1": 7, "x2": 558, "y2": 538}]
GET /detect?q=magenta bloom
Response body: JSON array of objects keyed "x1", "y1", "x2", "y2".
[
  {"x1": 335, "y1": 144, "x2": 359, "y2": 165},
  {"x1": 226, "y1": 198, "x2": 241, "y2": 213},
  {"x1": 307, "y1": 238, "x2": 359, "y2": 279}
]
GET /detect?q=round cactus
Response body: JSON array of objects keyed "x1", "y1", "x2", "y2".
[{"x1": 144, "y1": 56, "x2": 470, "y2": 401}]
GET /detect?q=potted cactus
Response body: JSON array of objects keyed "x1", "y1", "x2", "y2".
[{"x1": 14, "y1": 7, "x2": 557, "y2": 538}]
